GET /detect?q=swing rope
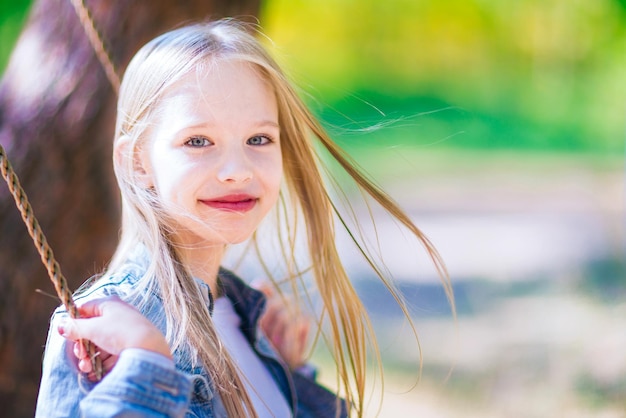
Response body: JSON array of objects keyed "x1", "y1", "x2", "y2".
[
  {"x1": 0, "y1": 149, "x2": 76, "y2": 316},
  {"x1": 68, "y1": 0, "x2": 120, "y2": 93},
  {"x1": 0, "y1": 145, "x2": 102, "y2": 379},
  {"x1": 0, "y1": 0, "x2": 122, "y2": 381}
]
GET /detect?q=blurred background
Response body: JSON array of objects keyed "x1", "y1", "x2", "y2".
[{"x1": 2, "y1": 0, "x2": 625, "y2": 416}]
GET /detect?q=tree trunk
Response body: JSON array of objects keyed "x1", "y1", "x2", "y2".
[{"x1": 0, "y1": 0, "x2": 260, "y2": 415}]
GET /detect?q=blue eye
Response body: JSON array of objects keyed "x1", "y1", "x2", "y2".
[
  {"x1": 247, "y1": 135, "x2": 271, "y2": 146},
  {"x1": 185, "y1": 136, "x2": 211, "y2": 147}
]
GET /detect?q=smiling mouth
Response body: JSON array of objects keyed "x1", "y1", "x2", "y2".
[{"x1": 201, "y1": 197, "x2": 258, "y2": 212}]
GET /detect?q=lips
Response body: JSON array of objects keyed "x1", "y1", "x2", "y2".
[{"x1": 200, "y1": 194, "x2": 258, "y2": 212}]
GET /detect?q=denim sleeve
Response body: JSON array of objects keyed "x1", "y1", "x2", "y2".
[
  {"x1": 36, "y1": 311, "x2": 86, "y2": 417},
  {"x1": 80, "y1": 349, "x2": 193, "y2": 417},
  {"x1": 36, "y1": 311, "x2": 192, "y2": 418}
]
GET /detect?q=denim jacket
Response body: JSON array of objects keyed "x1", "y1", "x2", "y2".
[{"x1": 35, "y1": 247, "x2": 347, "y2": 417}]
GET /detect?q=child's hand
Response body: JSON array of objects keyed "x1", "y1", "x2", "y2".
[
  {"x1": 58, "y1": 296, "x2": 171, "y2": 380},
  {"x1": 255, "y1": 282, "x2": 311, "y2": 370}
]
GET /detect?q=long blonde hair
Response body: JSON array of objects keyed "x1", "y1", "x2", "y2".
[{"x1": 104, "y1": 19, "x2": 454, "y2": 417}]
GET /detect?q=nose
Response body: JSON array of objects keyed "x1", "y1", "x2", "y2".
[{"x1": 216, "y1": 147, "x2": 253, "y2": 184}]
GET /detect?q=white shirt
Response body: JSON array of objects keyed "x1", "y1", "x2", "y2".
[{"x1": 212, "y1": 297, "x2": 292, "y2": 418}]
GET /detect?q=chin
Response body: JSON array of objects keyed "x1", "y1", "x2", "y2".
[
  {"x1": 214, "y1": 228, "x2": 256, "y2": 246},
  {"x1": 226, "y1": 233, "x2": 255, "y2": 245}
]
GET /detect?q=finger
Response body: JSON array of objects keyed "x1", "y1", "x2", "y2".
[
  {"x1": 282, "y1": 336, "x2": 296, "y2": 367},
  {"x1": 263, "y1": 305, "x2": 281, "y2": 341},
  {"x1": 60, "y1": 314, "x2": 108, "y2": 344},
  {"x1": 58, "y1": 317, "x2": 88, "y2": 342},
  {"x1": 86, "y1": 368, "x2": 102, "y2": 382},
  {"x1": 297, "y1": 317, "x2": 311, "y2": 349},
  {"x1": 301, "y1": 322, "x2": 310, "y2": 348},
  {"x1": 82, "y1": 353, "x2": 117, "y2": 381},
  {"x1": 58, "y1": 318, "x2": 79, "y2": 342},
  {"x1": 251, "y1": 280, "x2": 275, "y2": 298},
  {"x1": 283, "y1": 318, "x2": 309, "y2": 369},
  {"x1": 259, "y1": 300, "x2": 280, "y2": 334},
  {"x1": 76, "y1": 296, "x2": 122, "y2": 319},
  {"x1": 58, "y1": 299, "x2": 119, "y2": 341},
  {"x1": 295, "y1": 320, "x2": 310, "y2": 362},
  {"x1": 269, "y1": 309, "x2": 289, "y2": 349},
  {"x1": 102, "y1": 354, "x2": 119, "y2": 371},
  {"x1": 78, "y1": 357, "x2": 93, "y2": 374},
  {"x1": 73, "y1": 341, "x2": 88, "y2": 359}
]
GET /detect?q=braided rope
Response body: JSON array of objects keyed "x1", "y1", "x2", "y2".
[
  {"x1": 0, "y1": 144, "x2": 103, "y2": 380},
  {"x1": 0, "y1": 0, "x2": 121, "y2": 382},
  {"x1": 68, "y1": 0, "x2": 120, "y2": 93},
  {"x1": 0, "y1": 0, "x2": 118, "y2": 383}
]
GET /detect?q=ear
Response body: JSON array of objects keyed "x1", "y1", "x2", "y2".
[{"x1": 114, "y1": 135, "x2": 154, "y2": 188}]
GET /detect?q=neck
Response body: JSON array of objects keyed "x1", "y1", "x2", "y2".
[{"x1": 177, "y1": 243, "x2": 226, "y2": 295}]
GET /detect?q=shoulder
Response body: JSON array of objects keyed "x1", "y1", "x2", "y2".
[
  {"x1": 291, "y1": 371, "x2": 348, "y2": 418},
  {"x1": 52, "y1": 256, "x2": 151, "y2": 318}
]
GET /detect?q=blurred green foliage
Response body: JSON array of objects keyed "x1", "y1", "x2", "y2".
[
  {"x1": 0, "y1": 0, "x2": 30, "y2": 72},
  {"x1": 260, "y1": 0, "x2": 625, "y2": 153},
  {"x1": 1, "y1": 1, "x2": 623, "y2": 153}
]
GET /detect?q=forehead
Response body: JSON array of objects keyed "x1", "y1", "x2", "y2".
[
  {"x1": 147, "y1": 59, "x2": 279, "y2": 136},
  {"x1": 159, "y1": 59, "x2": 275, "y2": 111}
]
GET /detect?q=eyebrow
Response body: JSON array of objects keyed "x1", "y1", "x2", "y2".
[
  {"x1": 257, "y1": 120, "x2": 280, "y2": 129},
  {"x1": 175, "y1": 119, "x2": 280, "y2": 140},
  {"x1": 180, "y1": 120, "x2": 280, "y2": 132}
]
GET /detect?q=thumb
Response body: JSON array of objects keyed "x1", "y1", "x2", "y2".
[
  {"x1": 57, "y1": 296, "x2": 121, "y2": 342},
  {"x1": 58, "y1": 317, "x2": 94, "y2": 342}
]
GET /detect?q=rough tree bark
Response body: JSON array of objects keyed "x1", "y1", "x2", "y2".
[{"x1": 0, "y1": 0, "x2": 260, "y2": 415}]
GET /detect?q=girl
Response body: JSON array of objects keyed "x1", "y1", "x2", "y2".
[{"x1": 36, "y1": 19, "x2": 452, "y2": 417}]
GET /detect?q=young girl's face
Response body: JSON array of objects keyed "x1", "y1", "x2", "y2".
[{"x1": 139, "y1": 60, "x2": 282, "y2": 248}]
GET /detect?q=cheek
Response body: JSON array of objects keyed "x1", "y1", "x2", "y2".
[
  {"x1": 149, "y1": 149, "x2": 196, "y2": 204},
  {"x1": 264, "y1": 157, "x2": 283, "y2": 199}
]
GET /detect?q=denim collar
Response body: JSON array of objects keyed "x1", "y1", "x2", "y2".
[
  {"x1": 217, "y1": 268, "x2": 267, "y2": 343},
  {"x1": 128, "y1": 244, "x2": 267, "y2": 343}
]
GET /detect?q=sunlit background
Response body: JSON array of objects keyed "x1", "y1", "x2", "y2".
[{"x1": 2, "y1": 0, "x2": 625, "y2": 416}]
